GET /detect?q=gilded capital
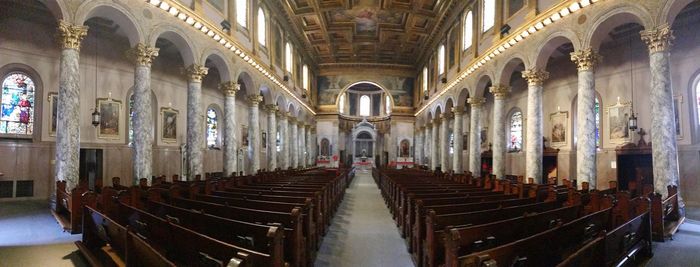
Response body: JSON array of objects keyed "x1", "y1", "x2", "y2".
[
  {"x1": 220, "y1": 82, "x2": 240, "y2": 97},
  {"x1": 126, "y1": 43, "x2": 159, "y2": 67},
  {"x1": 419, "y1": 126, "x2": 426, "y2": 131},
  {"x1": 289, "y1": 116, "x2": 298, "y2": 123},
  {"x1": 467, "y1": 97, "x2": 486, "y2": 107},
  {"x1": 264, "y1": 104, "x2": 278, "y2": 113},
  {"x1": 570, "y1": 49, "x2": 601, "y2": 72},
  {"x1": 57, "y1": 20, "x2": 88, "y2": 51},
  {"x1": 641, "y1": 25, "x2": 674, "y2": 54},
  {"x1": 425, "y1": 122, "x2": 433, "y2": 128},
  {"x1": 521, "y1": 69, "x2": 550, "y2": 87},
  {"x1": 452, "y1": 106, "x2": 464, "y2": 115},
  {"x1": 185, "y1": 64, "x2": 208, "y2": 82},
  {"x1": 489, "y1": 85, "x2": 511, "y2": 99},
  {"x1": 246, "y1": 94, "x2": 263, "y2": 106},
  {"x1": 275, "y1": 109, "x2": 285, "y2": 117}
]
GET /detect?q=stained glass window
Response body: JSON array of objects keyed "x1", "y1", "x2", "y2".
[
  {"x1": 257, "y1": 8, "x2": 266, "y2": 46},
  {"x1": 483, "y1": 0, "x2": 495, "y2": 32},
  {"x1": 449, "y1": 132, "x2": 454, "y2": 154},
  {"x1": 463, "y1": 11, "x2": 473, "y2": 50},
  {"x1": 207, "y1": 108, "x2": 219, "y2": 148},
  {"x1": 128, "y1": 94, "x2": 135, "y2": 146},
  {"x1": 276, "y1": 132, "x2": 281, "y2": 152},
  {"x1": 236, "y1": 0, "x2": 247, "y2": 28},
  {"x1": 360, "y1": 95, "x2": 371, "y2": 117},
  {"x1": 509, "y1": 110, "x2": 523, "y2": 152},
  {"x1": 595, "y1": 97, "x2": 600, "y2": 148},
  {"x1": 1, "y1": 72, "x2": 35, "y2": 135}
]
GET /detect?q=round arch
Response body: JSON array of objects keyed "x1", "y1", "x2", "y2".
[
  {"x1": 532, "y1": 30, "x2": 581, "y2": 69},
  {"x1": 75, "y1": 2, "x2": 144, "y2": 47},
  {"x1": 334, "y1": 80, "x2": 396, "y2": 108},
  {"x1": 201, "y1": 48, "x2": 233, "y2": 83},
  {"x1": 584, "y1": 5, "x2": 652, "y2": 51},
  {"x1": 236, "y1": 71, "x2": 257, "y2": 96},
  {"x1": 148, "y1": 24, "x2": 198, "y2": 66}
]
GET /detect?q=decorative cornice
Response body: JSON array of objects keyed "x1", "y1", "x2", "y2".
[
  {"x1": 570, "y1": 49, "x2": 602, "y2": 72},
  {"x1": 127, "y1": 43, "x2": 159, "y2": 67},
  {"x1": 219, "y1": 82, "x2": 240, "y2": 97},
  {"x1": 489, "y1": 85, "x2": 511, "y2": 99},
  {"x1": 56, "y1": 20, "x2": 88, "y2": 51},
  {"x1": 246, "y1": 95, "x2": 263, "y2": 106},
  {"x1": 184, "y1": 64, "x2": 208, "y2": 82},
  {"x1": 521, "y1": 69, "x2": 550, "y2": 86},
  {"x1": 641, "y1": 24, "x2": 674, "y2": 54},
  {"x1": 467, "y1": 97, "x2": 486, "y2": 107}
]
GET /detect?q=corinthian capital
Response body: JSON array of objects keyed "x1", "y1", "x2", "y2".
[
  {"x1": 489, "y1": 84, "x2": 511, "y2": 99},
  {"x1": 220, "y1": 82, "x2": 240, "y2": 97},
  {"x1": 127, "y1": 43, "x2": 159, "y2": 67},
  {"x1": 57, "y1": 20, "x2": 88, "y2": 51},
  {"x1": 246, "y1": 95, "x2": 263, "y2": 106},
  {"x1": 264, "y1": 104, "x2": 278, "y2": 113},
  {"x1": 467, "y1": 97, "x2": 486, "y2": 107},
  {"x1": 521, "y1": 69, "x2": 549, "y2": 86},
  {"x1": 570, "y1": 49, "x2": 602, "y2": 72},
  {"x1": 641, "y1": 24, "x2": 674, "y2": 54},
  {"x1": 184, "y1": 64, "x2": 208, "y2": 82}
]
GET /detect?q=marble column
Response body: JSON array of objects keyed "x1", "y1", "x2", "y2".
[
  {"x1": 221, "y1": 82, "x2": 240, "y2": 177},
  {"x1": 452, "y1": 107, "x2": 465, "y2": 174},
  {"x1": 298, "y1": 122, "x2": 306, "y2": 168},
  {"x1": 489, "y1": 85, "x2": 509, "y2": 180},
  {"x1": 310, "y1": 126, "x2": 317, "y2": 165},
  {"x1": 430, "y1": 120, "x2": 439, "y2": 170},
  {"x1": 185, "y1": 64, "x2": 208, "y2": 180},
  {"x1": 468, "y1": 97, "x2": 486, "y2": 178},
  {"x1": 305, "y1": 125, "x2": 312, "y2": 166},
  {"x1": 571, "y1": 49, "x2": 601, "y2": 189},
  {"x1": 415, "y1": 127, "x2": 424, "y2": 165},
  {"x1": 290, "y1": 117, "x2": 298, "y2": 168},
  {"x1": 247, "y1": 95, "x2": 263, "y2": 174},
  {"x1": 55, "y1": 21, "x2": 87, "y2": 190},
  {"x1": 265, "y1": 104, "x2": 278, "y2": 171},
  {"x1": 641, "y1": 25, "x2": 680, "y2": 199},
  {"x1": 439, "y1": 114, "x2": 451, "y2": 171},
  {"x1": 423, "y1": 125, "x2": 430, "y2": 166},
  {"x1": 278, "y1": 111, "x2": 289, "y2": 169},
  {"x1": 127, "y1": 43, "x2": 159, "y2": 183},
  {"x1": 523, "y1": 70, "x2": 550, "y2": 183}
]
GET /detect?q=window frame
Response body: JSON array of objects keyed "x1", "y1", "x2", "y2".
[
  {"x1": 463, "y1": 11, "x2": 473, "y2": 51},
  {"x1": 257, "y1": 7, "x2": 267, "y2": 47},
  {"x1": 359, "y1": 95, "x2": 371, "y2": 117},
  {"x1": 285, "y1": 42, "x2": 293, "y2": 74},
  {"x1": 437, "y1": 44, "x2": 446, "y2": 75},
  {"x1": 482, "y1": 0, "x2": 495, "y2": 33},
  {"x1": 0, "y1": 70, "x2": 38, "y2": 139},
  {"x1": 235, "y1": 0, "x2": 248, "y2": 28}
]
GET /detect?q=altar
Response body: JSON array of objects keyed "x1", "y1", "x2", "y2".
[{"x1": 351, "y1": 119, "x2": 377, "y2": 169}]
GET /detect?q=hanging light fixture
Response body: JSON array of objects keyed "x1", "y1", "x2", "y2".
[
  {"x1": 628, "y1": 33, "x2": 638, "y2": 132},
  {"x1": 92, "y1": 26, "x2": 101, "y2": 127}
]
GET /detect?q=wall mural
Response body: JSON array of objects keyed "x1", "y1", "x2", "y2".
[
  {"x1": 317, "y1": 74, "x2": 415, "y2": 107},
  {"x1": 328, "y1": 0, "x2": 405, "y2": 35}
]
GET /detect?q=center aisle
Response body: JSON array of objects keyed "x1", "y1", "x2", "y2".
[{"x1": 315, "y1": 169, "x2": 414, "y2": 267}]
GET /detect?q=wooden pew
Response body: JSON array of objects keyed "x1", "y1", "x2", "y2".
[
  {"x1": 53, "y1": 180, "x2": 88, "y2": 234},
  {"x1": 649, "y1": 185, "x2": 684, "y2": 241}
]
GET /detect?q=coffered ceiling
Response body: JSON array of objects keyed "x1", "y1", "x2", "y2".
[{"x1": 274, "y1": 0, "x2": 465, "y2": 66}]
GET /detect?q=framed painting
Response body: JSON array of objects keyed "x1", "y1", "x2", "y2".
[
  {"x1": 161, "y1": 107, "x2": 178, "y2": 143},
  {"x1": 606, "y1": 100, "x2": 632, "y2": 144},
  {"x1": 550, "y1": 111, "x2": 568, "y2": 147},
  {"x1": 97, "y1": 98, "x2": 121, "y2": 139},
  {"x1": 241, "y1": 125, "x2": 249, "y2": 147},
  {"x1": 47, "y1": 92, "x2": 58, "y2": 136},
  {"x1": 674, "y1": 94, "x2": 683, "y2": 140}
]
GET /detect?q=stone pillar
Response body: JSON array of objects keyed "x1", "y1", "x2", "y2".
[
  {"x1": 55, "y1": 21, "x2": 87, "y2": 190},
  {"x1": 310, "y1": 126, "x2": 317, "y2": 165},
  {"x1": 185, "y1": 64, "x2": 208, "y2": 179},
  {"x1": 265, "y1": 104, "x2": 278, "y2": 171},
  {"x1": 278, "y1": 111, "x2": 289, "y2": 169},
  {"x1": 439, "y1": 114, "x2": 451, "y2": 171},
  {"x1": 430, "y1": 120, "x2": 439, "y2": 170},
  {"x1": 423, "y1": 126, "x2": 430, "y2": 166},
  {"x1": 452, "y1": 107, "x2": 465, "y2": 174},
  {"x1": 127, "y1": 43, "x2": 159, "y2": 183},
  {"x1": 290, "y1": 117, "x2": 298, "y2": 168},
  {"x1": 468, "y1": 97, "x2": 486, "y2": 178},
  {"x1": 641, "y1": 25, "x2": 680, "y2": 199},
  {"x1": 221, "y1": 82, "x2": 240, "y2": 176},
  {"x1": 247, "y1": 95, "x2": 263, "y2": 174},
  {"x1": 415, "y1": 127, "x2": 424, "y2": 165},
  {"x1": 298, "y1": 122, "x2": 306, "y2": 168},
  {"x1": 489, "y1": 85, "x2": 509, "y2": 179},
  {"x1": 522, "y1": 70, "x2": 550, "y2": 183},
  {"x1": 305, "y1": 125, "x2": 312, "y2": 166},
  {"x1": 571, "y1": 49, "x2": 601, "y2": 189}
]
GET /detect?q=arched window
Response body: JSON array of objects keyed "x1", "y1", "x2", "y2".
[
  {"x1": 338, "y1": 94, "x2": 346, "y2": 114},
  {"x1": 235, "y1": 0, "x2": 247, "y2": 28},
  {"x1": 449, "y1": 132, "x2": 455, "y2": 154},
  {"x1": 482, "y1": 0, "x2": 495, "y2": 32},
  {"x1": 696, "y1": 81, "x2": 700, "y2": 125},
  {"x1": 422, "y1": 67, "x2": 429, "y2": 93},
  {"x1": 302, "y1": 65, "x2": 309, "y2": 90},
  {"x1": 385, "y1": 94, "x2": 391, "y2": 115},
  {"x1": 463, "y1": 11, "x2": 473, "y2": 50},
  {"x1": 128, "y1": 94, "x2": 135, "y2": 146},
  {"x1": 509, "y1": 110, "x2": 523, "y2": 152},
  {"x1": 207, "y1": 107, "x2": 219, "y2": 148},
  {"x1": 285, "y1": 43, "x2": 293, "y2": 73},
  {"x1": 257, "y1": 8, "x2": 266, "y2": 46},
  {"x1": 359, "y1": 95, "x2": 371, "y2": 117},
  {"x1": 1, "y1": 72, "x2": 35, "y2": 135},
  {"x1": 437, "y1": 45, "x2": 446, "y2": 75},
  {"x1": 276, "y1": 132, "x2": 281, "y2": 152}
]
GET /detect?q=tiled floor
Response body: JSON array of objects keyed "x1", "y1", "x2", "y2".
[{"x1": 315, "y1": 170, "x2": 414, "y2": 267}]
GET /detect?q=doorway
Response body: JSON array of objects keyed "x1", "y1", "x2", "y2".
[{"x1": 79, "y1": 149, "x2": 103, "y2": 190}]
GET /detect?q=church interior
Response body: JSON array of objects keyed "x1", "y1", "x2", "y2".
[{"x1": 1, "y1": 0, "x2": 700, "y2": 266}]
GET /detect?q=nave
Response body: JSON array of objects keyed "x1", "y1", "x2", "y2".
[{"x1": 315, "y1": 170, "x2": 413, "y2": 267}]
